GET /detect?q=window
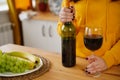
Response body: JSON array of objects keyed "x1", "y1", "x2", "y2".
[
  {"x1": 0, "y1": 0, "x2": 36, "y2": 11},
  {"x1": 0, "y1": 0, "x2": 9, "y2": 11}
]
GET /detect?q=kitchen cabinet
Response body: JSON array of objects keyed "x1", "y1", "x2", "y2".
[{"x1": 22, "y1": 19, "x2": 61, "y2": 53}]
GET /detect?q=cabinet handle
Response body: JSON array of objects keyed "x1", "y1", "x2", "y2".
[
  {"x1": 42, "y1": 25, "x2": 45, "y2": 37},
  {"x1": 49, "y1": 25, "x2": 52, "y2": 37}
]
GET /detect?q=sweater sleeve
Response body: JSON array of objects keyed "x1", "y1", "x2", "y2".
[
  {"x1": 102, "y1": 40, "x2": 120, "y2": 68},
  {"x1": 102, "y1": 1, "x2": 120, "y2": 68}
]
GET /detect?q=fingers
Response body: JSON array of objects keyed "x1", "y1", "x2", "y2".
[
  {"x1": 86, "y1": 55, "x2": 101, "y2": 74},
  {"x1": 86, "y1": 65, "x2": 103, "y2": 74},
  {"x1": 86, "y1": 55, "x2": 97, "y2": 63},
  {"x1": 59, "y1": 6, "x2": 75, "y2": 23},
  {"x1": 86, "y1": 62, "x2": 100, "y2": 74},
  {"x1": 63, "y1": 7, "x2": 71, "y2": 12},
  {"x1": 59, "y1": 12, "x2": 73, "y2": 23},
  {"x1": 87, "y1": 61, "x2": 99, "y2": 69},
  {"x1": 86, "y1": 55, "x2": 107, "y2": 74}
]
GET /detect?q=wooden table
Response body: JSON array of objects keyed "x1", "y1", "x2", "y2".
[{"x1": 0, "y1": 44, "x2": 120, "y2": 80}]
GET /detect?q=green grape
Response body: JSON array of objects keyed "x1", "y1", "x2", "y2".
[
  {"x1": 13, "y1": 58, "x2": 29, "y2": 73},
  {"x1": 10, "y1": 56, "x2": 16, "y2": 63},
  {"x1": 12, "y1": 68, "x2": 17, "y2": 73},
  {"x1": 15, "y1": 61, "x2": 20, "y2": 66},
  {"x1": 18, "y1": 61, "x2": 26, "y2": 73},
  {"x1": 23, "y1": 61, "x2": 28, "y2": 66},
  {"x1": 6, "y1": 60, "x2": 11, "y2": 65},
  {"x1": 2, "y1": 54, "x2": 7, "y2": 60},
  {"x1": 20, "y1": 68, "x2": 25, "y2": 73},
  {"x1": 0, "y1": 59, "x2": 1, "y2": 63},
  {"x1": 1, "y1": 62, "x2": 6, "y2": 68},
  {"x1": 9, "y1": 67, "x2": 14, "y2": 72},
  {"x1": 0, "y1": 50, "x2": 2, "y2": 56},
  {"x1": 0, "y1": 68, "x2": 5, "y2": 73},
  {"x1": 14, "y1": 66, "x2": 18, "y2": 73},
  {"x1": 9, "y1": 62, "x2": 14, "y2": 67},
  {"x1": 16, "y1": 66, "x2": 22, "y2": 73},
  {"x1": 5, "y1": 65, "x2": 10, "y2": 71},
  {"x1": 0, "y1": 53, "x2": 34, "y2": 73},
  {"x1": 22, "y1": 61, "x2": 28, "y2": 70}
]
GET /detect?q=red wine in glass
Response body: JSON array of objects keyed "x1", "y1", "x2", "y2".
[{"x1": 84, "y1": 34, "x2": 103, "y2": 51}]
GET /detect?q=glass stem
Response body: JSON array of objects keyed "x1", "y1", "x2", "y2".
[{"x1": 91, "y1": 51, "x2": 95, "y2": 62}]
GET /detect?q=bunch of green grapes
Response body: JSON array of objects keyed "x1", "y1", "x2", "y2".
[
  {"x1": 0, "y1": 54, "x2": 30, "y2": 73},
  {"x1": 0, "y1": 50, "x2": 2, "y2": 56}
]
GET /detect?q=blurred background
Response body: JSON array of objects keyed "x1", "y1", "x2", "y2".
[{"x1": 0, "y1": 0, "x2": 62, "y2": 53}]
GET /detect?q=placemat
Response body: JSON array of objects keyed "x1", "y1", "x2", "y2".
[{"x1": 0, "y1": 55, "x2": 51, "y2": 80}]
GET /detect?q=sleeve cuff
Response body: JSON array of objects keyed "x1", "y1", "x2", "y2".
[{"x1": 102, "y1": 51, "x2": 115, "y2": 68}]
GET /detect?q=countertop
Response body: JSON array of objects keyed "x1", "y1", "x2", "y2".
[{"x1": 32, "y1": 11, "x2": 59, "y2": 21}]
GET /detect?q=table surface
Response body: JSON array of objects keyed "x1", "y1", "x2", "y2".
[{"x1": 0, "y1": 44, "x2": 120, "y2": 80}]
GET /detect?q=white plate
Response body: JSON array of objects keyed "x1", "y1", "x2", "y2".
[{"x1": 0, "y1": 58, "x2": 43, "y2": 77}]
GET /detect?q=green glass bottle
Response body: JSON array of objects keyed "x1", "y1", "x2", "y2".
[{"x1": 61, "y1": 22, "x2": 76, "y2": 67}]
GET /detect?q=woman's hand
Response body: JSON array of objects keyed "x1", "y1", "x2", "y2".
[
  {"x1": 86, "y1": 55, "x2": 107, "y2": 74},
  {"x1": 59, "y1": 6, "x2": 75, "y2": 23}
]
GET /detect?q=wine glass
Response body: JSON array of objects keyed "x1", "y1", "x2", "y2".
[{"x1": 84, "y1": 26, "x2": 103, "y2": 77}]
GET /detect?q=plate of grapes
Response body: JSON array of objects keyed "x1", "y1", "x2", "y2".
[{"x1": 0, "y1": 51, "x2": 43, "y2": 77}]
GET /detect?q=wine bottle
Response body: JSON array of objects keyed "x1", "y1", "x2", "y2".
[{"x1": 61, "y1": 21, "x2": 76, "y2": 67}]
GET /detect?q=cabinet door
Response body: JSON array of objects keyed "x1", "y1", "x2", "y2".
[
  {"x1": 22, "y1": 20, "x2": 61, "y2": 53},
  {"x1": 22, "y1": 20, "x2": 45, "y2": 48},
  {"x1": 45, "y1": 21, "x2": 61, "y2": 53}
]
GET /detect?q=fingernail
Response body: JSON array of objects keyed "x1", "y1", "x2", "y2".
[
  {"x1": 84, "y1": 68, "x2": 87, "y2": 71},
  {"x1": 70, "y1": 6, "x2": 73, "y2": 8},
  {"x1": 87, "y1": 72, "x2": 91, "y2": 74},
  {"x1": 71, "y1": 10, "x2": 73, "y2": 13},
  {"x1": 72, "y1": 16, "x2": 75, "y2": 20},
  {"x1": 73, "y1": 15, "x2": 75, "y2": 18},
  {"x1": 69, "y1": 6, "x2": 73, "y2": 13},
  {"x1": 85, "y1": 70, "x2": 87, "y2": 72},
  {"x1": 85, "y1": 58, "x2": 88, "y2": 60},
  {"x1": 73, "y1": 13, "x2": 75, "y2": 15}
]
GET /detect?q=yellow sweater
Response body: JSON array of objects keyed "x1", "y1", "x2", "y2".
[{"x1": 57, "y1": 0, "x2": 120, "y2": 68}]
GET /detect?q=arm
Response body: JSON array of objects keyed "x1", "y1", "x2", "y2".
[
  {"x1": 102, "y1": 39, "x2": 120, "y2": 68},
  {"x1": 102, "y1": 1, "x2": 120, "y2": 68}
]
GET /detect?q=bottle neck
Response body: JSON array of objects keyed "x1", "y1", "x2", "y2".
[{"x1": 64, "y1": 22, "x2": 72, "y2": 25}]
